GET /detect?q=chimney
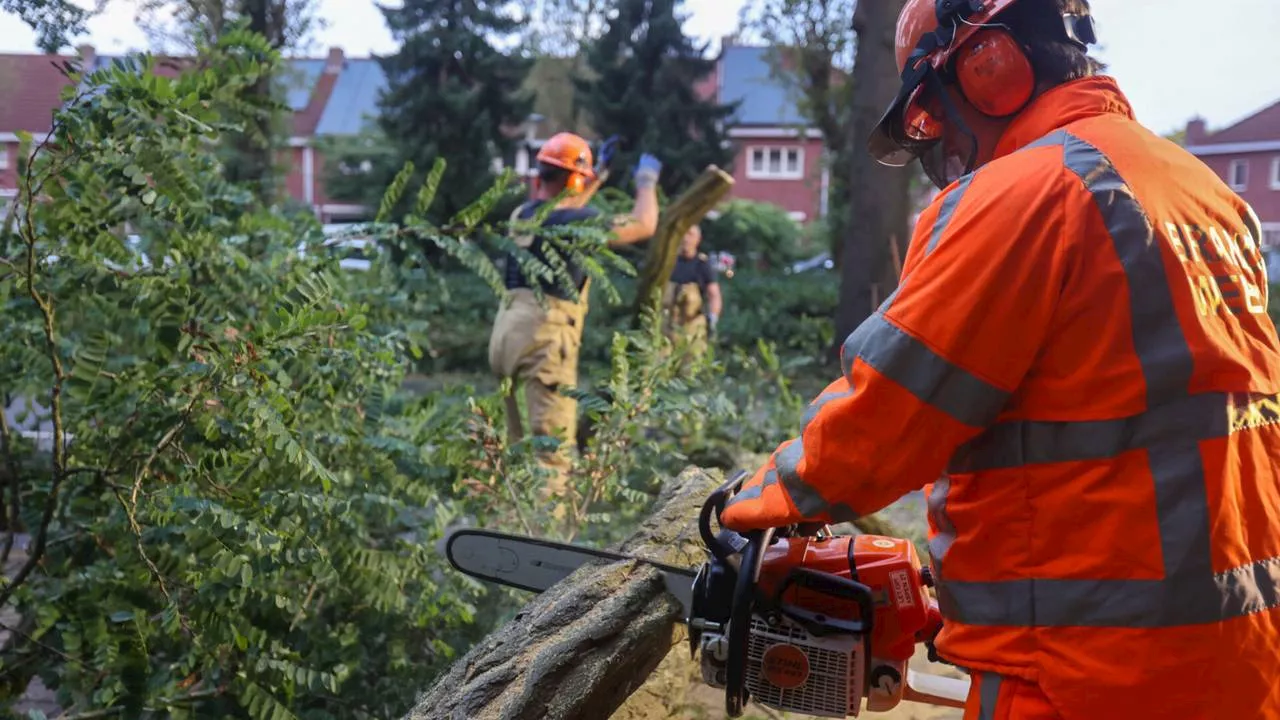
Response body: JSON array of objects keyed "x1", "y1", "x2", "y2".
[
  {"x1": 324, "y1": 47, "x2": 345, "y2": 74},
  {"x1": 1186, "y1": 116, "x2": 1208, "y2": 145},
  {"x1": 76, "y1": 43, "x2": 96, "y2": 70}
]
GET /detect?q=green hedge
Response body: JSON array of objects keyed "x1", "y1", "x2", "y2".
[{"x1": 419, "y1": 266, "x2": 840, "y2": 380}]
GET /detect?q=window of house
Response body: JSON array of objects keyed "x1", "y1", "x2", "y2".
[
  {"x1": 1228, "y1": 159, "x2": 1249, "y2": 191},
  {"x1": 1270, "y1": 157, "x2": 1280, "y2": 190},
  {"x1": 747, "y1": 145, "x2": 804, "y2": 180},
  {"x1": 1263, "y1": 225, "x2": 1280, "y2": 250},
  {"x1": 0, "y1": 147, "x2": 8, "y2": 171}
]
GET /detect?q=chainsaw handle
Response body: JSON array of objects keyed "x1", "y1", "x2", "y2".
[
  {"x1": 700, "y1": 470, "x2": 750, "y2": 564},
  {"x1": 725, "y1": 526, "x2": 773, "y2": 718}
]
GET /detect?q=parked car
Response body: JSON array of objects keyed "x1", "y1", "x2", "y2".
[
  {"x1": 296, "y1": 223, "x2": 381, "y2": 272},
  {"x1": 707, "y1": 250, "x2": 736, "y2": 279},
  {"x1": 786, "y1": 252, "x2": 834, "y2": 275}
]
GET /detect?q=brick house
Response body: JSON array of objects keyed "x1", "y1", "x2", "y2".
[
  {"x1": 0, "y1": 45, "x2": 376, "y2": 223},
  {"x1": 707, "y1": 41, "x2": 830, "y2": 225},
  {"x1": 1184, "y1": 101, "x2": 1280, "y2": 256},
  {"x1": 1, "y1": 42, "x2": 829, "y2": 226}
]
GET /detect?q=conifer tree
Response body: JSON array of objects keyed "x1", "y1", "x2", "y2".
[
  {"x1": 377, "y1": 0, "x2": 534, "y2": 220},
  {"x1": 574, "y1": 0, "x2": 736, "y2": 195}
]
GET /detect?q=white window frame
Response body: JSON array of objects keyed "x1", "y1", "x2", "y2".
[
  {"x1": 1262, "y1": 222, "x2": 1280, "y2": 250},
  {"x1": 746, "y1": 145, "x2": 805, "y2": 181},
  {"x1": 0, "y1": 145, "x2": 8, "y2": 171},
  {"x1": 1228, "y1": 158, "x2": 1249, "y2": 191},
  {"x1": 1270, "y1": 157, "x2": 1280, "y2": 190}
]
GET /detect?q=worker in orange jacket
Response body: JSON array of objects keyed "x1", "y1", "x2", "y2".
[{"x1": 719, "y1": 1, "x2": 1280, "y2": 719}]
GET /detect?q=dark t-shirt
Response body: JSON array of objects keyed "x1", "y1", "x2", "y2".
[
  {"x1": 670, "y1": 254, "x2": 714, "y2": 298},
  {"x1": 502, "y1": 201, "x2": 601, "y2": 300}
]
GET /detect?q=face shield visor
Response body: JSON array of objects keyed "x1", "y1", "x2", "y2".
[{"x1": 868, "y1": 57, "x2": 979, "y2": 191}]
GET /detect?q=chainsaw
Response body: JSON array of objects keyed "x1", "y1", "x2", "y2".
[{"x1": 443, "y1": 471, "x2": 971, "y2": 718}]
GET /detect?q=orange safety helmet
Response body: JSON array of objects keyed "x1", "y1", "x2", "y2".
[
  {"x1": 536, "y1": 132, "x2": 596, "y2": 194},
  {"x1": 867, "y1": 0, "x2": 1096, "y2": 187}
]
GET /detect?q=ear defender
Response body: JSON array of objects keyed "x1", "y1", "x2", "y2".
[
  {"x1": 954, "y1": 28, "x2": 1036, "y2": 118},
  {"x1": 566, "y1": 173, "x2": 586, "y2": 194}
]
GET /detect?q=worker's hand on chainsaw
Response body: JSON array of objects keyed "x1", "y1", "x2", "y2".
[{"x1": 719, "y1": 449, "x2": 818, "y2": 532}]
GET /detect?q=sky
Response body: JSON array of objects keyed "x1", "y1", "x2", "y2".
[{"x1": 1, "y1": 0, "x2": 1279, "y2": 137}]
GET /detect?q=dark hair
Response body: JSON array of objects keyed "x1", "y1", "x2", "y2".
[
  {"x1": 537, "y1": 162, "x2": 571, "y2": 189},
  {"x1": 999, "y1": 0, "x2": 1106, "y2": 87}
]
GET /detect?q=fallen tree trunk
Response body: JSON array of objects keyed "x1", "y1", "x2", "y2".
[
  {"x1": 406, "y1": 466, "x2": 722, "y2": 720},
  {"x1": 631, "y1": 166, "x2": 735, "y2": 325}
]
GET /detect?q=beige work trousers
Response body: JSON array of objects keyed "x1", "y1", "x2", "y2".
[
  {"x1": 661, "y1": 281, "x2": 709, "y2": 362},
  {"x1": 488, "y1": 285, "x2": 589, "y2": 499}
]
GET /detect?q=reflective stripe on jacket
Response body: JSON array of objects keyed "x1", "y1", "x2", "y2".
[{"x1": 720, "y1": 76, "x2": 1280, "y2": 720}]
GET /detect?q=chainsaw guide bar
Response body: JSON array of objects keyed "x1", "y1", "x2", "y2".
[{"x1": 444, "y1": 527, "x2": 698, "y2": 617}]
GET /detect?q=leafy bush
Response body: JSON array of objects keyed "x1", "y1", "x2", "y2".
[{"x1": 701, "y1": 199, "x2": 806, "y2": 269}]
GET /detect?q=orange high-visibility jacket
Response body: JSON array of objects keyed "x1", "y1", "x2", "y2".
[{"x1": 721, "y1": 76, "x2": 1280, "y2": 720}]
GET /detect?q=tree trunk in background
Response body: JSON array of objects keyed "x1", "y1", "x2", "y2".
[
  {"x1": 225, "y1": 0, "x2": 283, "y2": 205},
  {"x1": 631, "y1": 166, "x2": 735, "y2": 326},
  {"x1": 833, "y1": 0, "x2": 909, "y2": 360}
]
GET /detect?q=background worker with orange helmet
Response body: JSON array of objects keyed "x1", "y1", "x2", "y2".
[
  {"x1": 719, "y1": 1, "x2": 1280, "y2": 719},
  {"x1": 488, "y1": 132, "x2": 660, "y2": 503}
]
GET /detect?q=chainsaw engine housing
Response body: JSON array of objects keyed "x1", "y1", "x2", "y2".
[{"x1": 690, "y1": 525, "x2": 942, "y2": 718}]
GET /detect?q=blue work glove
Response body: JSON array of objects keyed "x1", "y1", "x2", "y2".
[
  {"x1": 596, "y1": 135, "x2": 620, "y2": 173},
  {"x1": 633, "y1": 153, "x2": 662, "y2": 190}
]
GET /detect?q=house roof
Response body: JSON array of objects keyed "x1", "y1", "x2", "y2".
[
  {"x1": 0, "y1": 53, "x2": 78, "y2": 133},
  {"x1": 717, "y1": 45, "x2": 807, "y2": 127},
  {"x1": 0, "y1": 42, "x2": 815, "y2": 141},
  {"x1": 314, "y1": 58, "x2": 385, "y2": 136},
  {"x1": 1194, "y1": 98, "x2": 1280, "y2": 145}
]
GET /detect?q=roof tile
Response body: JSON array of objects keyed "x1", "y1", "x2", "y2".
[{"x1": 0, "y1": 53, "x2": 77, "y2": 132}]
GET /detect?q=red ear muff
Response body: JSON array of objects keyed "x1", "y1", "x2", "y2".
[
  {"x1": 954, "y1": 28, "x2": 1035, "y2": 118},
  {"x1": 567, "y1": 172, "x2": 586, "y2": 194}
]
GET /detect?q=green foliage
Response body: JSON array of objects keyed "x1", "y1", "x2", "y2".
[
  {"x1": 701, "y1": 199, "x2": 807, "y2": 269},
  {"x1": 314, "y1": 128, "x2": 399, "y2": 211},
  {"x1": 0, "y1": 0, "x2": 95, "y2": 52},
  {"x1": 574, "y1": 0, "x2": 738, "y2": 195},
  {"x1": 375, "y1": 0, "x2": 535, "y2": 222}
]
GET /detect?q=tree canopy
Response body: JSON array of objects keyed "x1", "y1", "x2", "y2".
[
  {"x1": 574, "y1": 0, "x2": 737, "y2": 195},
  {"x1": 373, "y1": 0, "x2": 534, "y2": 221}
]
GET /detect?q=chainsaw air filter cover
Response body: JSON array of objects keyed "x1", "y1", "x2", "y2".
[{"x1": 745, "y1": 614, "x2": 866, "y2": 718}]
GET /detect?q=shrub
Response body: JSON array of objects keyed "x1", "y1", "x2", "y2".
[{"x1": 701, "y1": 199, "x2": 806, "y2": 269}]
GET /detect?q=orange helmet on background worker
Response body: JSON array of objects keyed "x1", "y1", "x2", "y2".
[
  {"x1": 535, "y1": 132, "x2": 596, "y2": 194},
  {"x1": 868, "y1": 0, "x2": 1097, "y2": 188}
]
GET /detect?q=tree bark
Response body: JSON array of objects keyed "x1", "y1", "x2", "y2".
[
  {"x1": 833, "y1": 0, "x2": 910, "y2": 359},
  {"x1": 630, "y1": 166, "x2": 735, "y2": 325},
  {"x1": 405, "y1": 466, "x2": 723, "y2": 720}
]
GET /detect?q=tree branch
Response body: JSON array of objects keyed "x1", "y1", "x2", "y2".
[{"x1": 0, "y1": 392, "x2": 23, "y2": 565}]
